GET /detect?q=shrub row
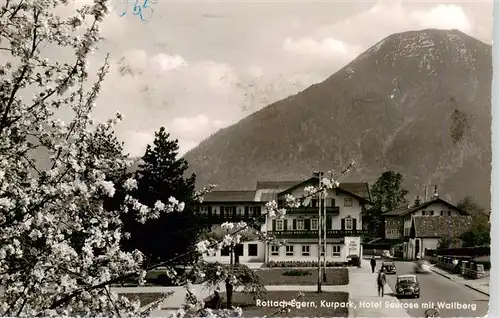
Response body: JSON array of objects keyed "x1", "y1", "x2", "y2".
[{"x1": 266, "y1": 261, "x2": 347, "y2": 268}]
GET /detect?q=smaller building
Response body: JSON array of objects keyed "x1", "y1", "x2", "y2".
[{"x1": 382, "y1": 196, "x2": 471, "y2": 260}]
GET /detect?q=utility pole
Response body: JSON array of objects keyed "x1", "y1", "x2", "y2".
[
  {"x1": 315, "y1": 171, "x2": 323, "y2": 293},
  {"x1": 323, "y1": 184, "x2": 327, "y2": 282}
]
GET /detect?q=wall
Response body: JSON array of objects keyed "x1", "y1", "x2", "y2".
[
  {"x1": 267, "y1": 237, "x2": 360, "y2": 263},
  {"x1": 202, "y1": 241, "x2": 265, "y2": 264},
  {"x1": 385, "y1": 216, "x2": 402, "y2": 239},
  {"x1": 403, "y1": 202, "x2": 463, "y2": 236},
  {"x1": 265, "y1": 185, "x2": 363, "y2": 232},
  {"x1": 421, "y1": 238, "x2": 439, "y2": 257}
]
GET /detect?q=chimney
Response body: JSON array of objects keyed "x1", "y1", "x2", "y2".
[
  {"x1": 434, "y1": 185, "x2": 439, "y2": 198},
  {"x1": 424, "y1": 186, "x2": 428, "y2": 202}
]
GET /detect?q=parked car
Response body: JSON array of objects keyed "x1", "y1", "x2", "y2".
[
  {"x1": 395, "y1": 274, "x2": 420, "y2": 298},
  {"x1": 414, "y1": 260, "x2": 431, "y2": 273},
  {"x1": 381, "y1": 261, "x2": 397, "y2": 274}
]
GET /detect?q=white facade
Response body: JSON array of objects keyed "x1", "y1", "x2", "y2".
[
  {"x1": 198, "y1": 179, "x2": 369, "y2": 265},
  {"x1": 401, "y1": 199, "x2": 465, "y2": 260},
  {"x1": 402, "y1": 201, "x2": 461, "y2": 237},
  {"x1": 203, "y1": 240, "x2": 266, "y2": 264},
  {"x1": 265, "y1": 236, "x2": 361, "y2": 263}
]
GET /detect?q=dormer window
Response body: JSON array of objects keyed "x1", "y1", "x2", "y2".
[{"x1": 344, "y1": 198, "x2": 353, "y2": 207}]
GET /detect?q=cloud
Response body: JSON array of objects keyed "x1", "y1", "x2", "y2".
[
  {"x1": 283, "y1": 37, "x2": 361, "y2": 59},
  {"x1": 412, "y1": 5, "x2": 472, "y2": 33},
  {"x1": 170, "y1": 114, "x2": 228, "y2": 138},
  {"x1": 314, "y1": 2, "x2": 478, "y2": 55},
  {"x1": 152, "y1": 54, "x2": 188, "y2": 72},
  {"x1": 123, "y1": 130, "x2": 154, "y2": 157}
]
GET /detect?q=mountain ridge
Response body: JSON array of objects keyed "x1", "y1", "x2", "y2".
[{"x1": 183, "y1": 28, "x2": 492, "y2": 207}]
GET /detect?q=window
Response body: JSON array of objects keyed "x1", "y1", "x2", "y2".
[
  {"x1": 440, "y1": 211, "x2": 444, "y2": 216},
  {"x1": 297, "y1": 219, "x2": 305, "y2": 230},
  {"x1": 311, "y1": 198, "x2": 318, "y2": 207},
  {"x1": 301, "y1": 245, "x2": 310, "y2": 256},
  {"x1": 271, "y1": 245, "x2": 280, "y2": 256},
  {"x1": 422, "y1": 211, "x2": 426, "y2": 216},
  {"x1": 248, "y1": 244, "x2": 258, "y2": 256},
  {"x1": 345, "y1": 217, "x2": 353, "y2": 230},
  {"x1": 332, "y1": 245, "x2": 341, "y2": 256},
  {"x1": 430, "y1": 210, "x2": 434, "y2": 216},
  {"x1": 321, "y1": 245, "x2": 325, "y2": 256},
  {"x1": 200, "y1": 206, "x2": 208, "y2": 214},
  {"x1": 311, "y1": 218, "x2": 318, "y2": 230},
  {"x1": 286, "y1": 245, "x2": 294, "y2": 256},
  {"x1": 276, "y1": 220, "x2": 284, "y2": 231},
  {"x1": 448, "y1": 211, "x2": 452, "y2": 216},
  {"x1": 234, "y1": 244, "x2": 244, "y2": 256},
  {"x1": 344, "y1": 198, "x2": 353, "y2": 207},
  {"x1": 221, "y1": 247, "x2": 230, "y2": 256}
]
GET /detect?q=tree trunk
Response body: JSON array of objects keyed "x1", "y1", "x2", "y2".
[
  {"x1": 225, "y1": 277, "x2": 233, "y2": 309},
  {"x1": 226, "y1": 245, "x2": 234, "y2": 309}
]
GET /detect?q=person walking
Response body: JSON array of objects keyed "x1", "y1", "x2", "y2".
[
  {"x1": 370, "y1": 256, "x2": 376, "y2": 273},
  {"x1": 377, "y1": 269, "x2": 387, "y2": 297}
]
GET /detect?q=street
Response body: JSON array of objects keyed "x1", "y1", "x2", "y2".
[{"x1": 383, "y1": 261, "x2": 489, "y2": 318}]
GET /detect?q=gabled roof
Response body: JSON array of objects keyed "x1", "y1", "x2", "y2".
[
  {"x1": 256, "y1": 180, "x2": 303, "y2": 190},
  {"x1": 412, "y1": 215, "x2": 472, "y2": 238},
  {"x1": 274, "y1": 177, "x2": 372, "y2": 204},
  {"x1": 383, "y1": 197, "x2": 469, "y2": 217},
  {"x1": 201, "y1": 190, "x2": 257, "y2": 202},
  {"x1": 383, "y1": 207, "x2": 409, "y2": 216}
]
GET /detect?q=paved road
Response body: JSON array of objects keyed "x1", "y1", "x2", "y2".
[{"x1": 383, "y1": 261, "x2": 489, "y2": 318}]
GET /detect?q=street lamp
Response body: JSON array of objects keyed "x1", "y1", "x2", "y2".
[{"x1": 313, "y1": 171, "x2": 323, "y2": 293}]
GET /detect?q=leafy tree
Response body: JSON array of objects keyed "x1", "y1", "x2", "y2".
[
  {"x1": 437, "y1": 237, "x2": 463, "y2": 249},
  {"x1": 120, "y1": 127, "x2": 202, "y2": 265},
  {"x1": 457, "y1": 196, "x2": 490, "y2": 247},
  {"x1": 366, "y1": 171, "x2": 409, "y2": 237}
]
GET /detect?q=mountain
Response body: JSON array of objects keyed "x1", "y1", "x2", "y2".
[{"x1": 183, "y1": 29, "x2": 492, "y2": 207}]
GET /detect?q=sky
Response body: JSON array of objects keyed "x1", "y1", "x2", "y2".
[{"x1": 71, "y1": 0, "x2": 493, "y2": 157}]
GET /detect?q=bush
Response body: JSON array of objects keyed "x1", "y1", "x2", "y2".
[{"x1": 282, "y1": 270, "x2": 312, "y2": 277}]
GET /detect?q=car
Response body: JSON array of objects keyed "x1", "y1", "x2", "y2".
[
  {"x1": 382, "y1": 250, "x2": 391, "y2": 258},
  {"x1": 414, "y1": 260, "x2": 431, "y2": 273},
  {"x1": 381, "y1": 261, "x2": 397, "y2": 274},
  {"x1": 395, "y1": 274, "x2": 420, "y2": 298}
]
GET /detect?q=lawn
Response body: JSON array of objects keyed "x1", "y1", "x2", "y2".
[
  {"x1": 222, "y1": 291, "x2": 349, "y2": 317},
  {"x1": 255, "y1": 268, "x2": 349, "y2": 285}
]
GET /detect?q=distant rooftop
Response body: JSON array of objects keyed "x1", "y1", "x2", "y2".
[
  {"x1": 202, "y1": 190, "x2": 256, "y2": 202},
  {"x1": 201, "y1": 179, "x2": 370, "y2": 203},
  {"x1": 413, "y1": 215, "x2": 472, "y2": 238}
]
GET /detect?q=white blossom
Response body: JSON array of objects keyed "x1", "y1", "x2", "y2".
[
  {"x1": 123, "y1": 177, "x2": 138, "y2": 191},
  {"x1": 221, "y1": 222, "x2": 234, "y2": 231}
]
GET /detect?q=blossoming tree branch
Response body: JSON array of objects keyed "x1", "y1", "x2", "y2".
[{"x1": 0, "y1": 0, "x2": 356, "y2": 317}]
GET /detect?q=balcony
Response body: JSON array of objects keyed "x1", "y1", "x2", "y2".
[
  {"x1": 269, "y1": 229, "x2": 368, "y2": 238},
  {"x1": 197, "y1": 214, "x2": 265, "y2": 224},
  {"x1": 285, "y1": 206, "x2": 340, "y2": 215}
]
